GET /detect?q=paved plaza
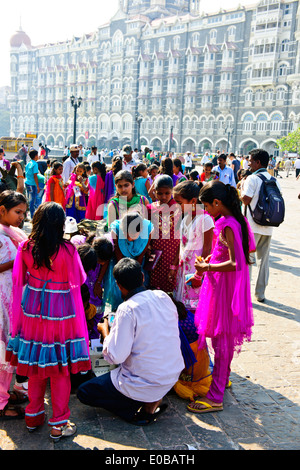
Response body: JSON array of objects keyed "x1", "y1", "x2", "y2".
[{"x1": 0, "y1": 173, "x2": 299, "y2": 451}]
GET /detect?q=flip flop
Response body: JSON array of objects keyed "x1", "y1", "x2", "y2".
[
  {"x1": 0, "y1": 404, "x2": 25, "y2": 420},
  {"x1": 131, "y1": 404, "x2": 168, "y2": 426},
  {"x1": 187, "y1": 399, "x2": 223, "y2": 414},
  {"x1": 8, "y1": 390, "x2": 28, "y2": 405}
]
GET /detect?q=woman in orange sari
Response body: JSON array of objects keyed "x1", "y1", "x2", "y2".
[{"x1": 44, "y1": 162, "x2": 66, "y2": 209}]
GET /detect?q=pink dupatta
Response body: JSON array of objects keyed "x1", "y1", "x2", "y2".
[
  {"x1": 0, "y1": 224, "x2": 27, "y2": 249},
  {"x1": 195, "y1": 216, "x2": 255, "y2": 353},
  {"x1": 86, "y1": 174, "x2": 105, "y2": 220}
]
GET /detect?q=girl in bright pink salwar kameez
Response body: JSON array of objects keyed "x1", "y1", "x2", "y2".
[{"x1": 187, "y1": 181, "x2": 255, "y2": 414}]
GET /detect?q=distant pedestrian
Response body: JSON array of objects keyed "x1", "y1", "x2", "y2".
[
  {"x1": 62, "y1": 144, "x2": 80, "y2": 183},
  {"x1": 284, "y1": 158, "x2": 292, "y2": 177},
  {"x1": 24, "y1": 149, "x2": 40, "y2": 218},
  {"x1": 294, "y1": 156, "x2": 300, "y2": 178}
]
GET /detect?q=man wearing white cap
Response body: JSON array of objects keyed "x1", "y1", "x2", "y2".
[
  {"x1": 184, "y1": 151, "x2": 193, "y2": 175},
  {"x1": 62, "y1": 144, "x2": 79, "y2": 183},
  {"x1": 122, "y1": 145, "x2": 138, "y2": 172}
]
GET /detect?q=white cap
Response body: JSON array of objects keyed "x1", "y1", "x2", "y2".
[{"x1": 64, "y1": 216, "x2": 78, "y2": 234}]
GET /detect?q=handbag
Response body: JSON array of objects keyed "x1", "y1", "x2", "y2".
[{"x1": 143, "y1": 249, "x2": 162, "y2": 271}]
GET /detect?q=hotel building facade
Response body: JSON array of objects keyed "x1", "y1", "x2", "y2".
[{"x1": 8, "y1": 0, "x2": 300, "y2": 155}]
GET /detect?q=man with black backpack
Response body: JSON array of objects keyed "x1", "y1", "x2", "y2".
[{"x1": 241, "y1": 148, "x2": 284, "y2": 303}]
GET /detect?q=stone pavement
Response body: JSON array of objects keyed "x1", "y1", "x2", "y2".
[{"x1": 0, "y1": 174, "x2": 299, "y2": 451}]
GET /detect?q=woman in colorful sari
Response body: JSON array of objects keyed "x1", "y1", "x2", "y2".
[{"x1": 86, "y1": 162, "x2": 106, "y2": 221}]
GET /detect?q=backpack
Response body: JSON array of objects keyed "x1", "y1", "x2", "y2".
[{"x1": 249, "y1": 173, "x2": 285, "y2": 227}]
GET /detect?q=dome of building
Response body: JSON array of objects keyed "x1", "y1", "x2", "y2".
[{"x1": 10, "y1": 29, "x2": 31, "y2": 48}]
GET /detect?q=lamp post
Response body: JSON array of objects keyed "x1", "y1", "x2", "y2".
[
  {"x1": 70, "y1": 95, "x2": 82, "y2": 144},
  {"x1": 169, "y1": 125, "x2": 174, "y2": 153},
  {"x1": 224, "y1": 126, "x2": 231, "y2": 154},
  {"x1": 135, "y1": 113, "x2": 143, "y2": 150}
]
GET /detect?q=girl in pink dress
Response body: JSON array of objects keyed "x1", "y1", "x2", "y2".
[
  {"x1": 6, "y1": 202, "x2": 91, "y2": 440},
  {"x1": 187, "y1": 181, "x2": 255, "y2": 414}
]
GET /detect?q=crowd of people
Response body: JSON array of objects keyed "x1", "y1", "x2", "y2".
[{"x1": 0, "y1": 143, "x2": 286, "y2": 441}]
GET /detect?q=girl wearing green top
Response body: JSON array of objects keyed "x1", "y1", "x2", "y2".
[{"x1": 107, "y1": 170, "x2": 149, "y2": 228}]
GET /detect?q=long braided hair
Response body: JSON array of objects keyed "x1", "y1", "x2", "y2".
[{"x1": 199, "y1": 180, "x2": 251, "y2": 264}]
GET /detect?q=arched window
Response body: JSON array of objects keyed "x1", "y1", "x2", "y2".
[
  {"x1": 255, "y1": 89, "x2": 264, "y2": 101},
  {"x1": 265, "y1": 89, "x2": 274, "y2": 101},
  {"x1": 281, "y1": 39, "x2": 289, "y2": 53},
  {"x1": 209, "y1": 29, "x2": 217, "y2": 44},
  {"x1": 270, "y1": 113, "x2": 282, "y2": 132},
  {"x1": 192, "y1": 33, "x2": 200, "y2": 47},
  {"x1": 276, "y1": 87, "x2": 285, "y2": 101},
  {"x1": 278, "y1": 64, "x2": 288, "y2": 76},
  {"x1": 158, "y1": 38, "x2": 165, "y2": 51},
  {"x1": 112, "y1": 31, "x2": 123, "y2": 54},
  {"x1": 173, "y1": 36, "x2": 180, "y2": 49},
  {"x1": 245, "y1": 89, "x2": 253, "y2": 102},
  {"x1": 243, "y1": 114, "x2": 254, "y2": 132},
  {"x1": 227, "y1": 26, "x2": 236, "y2": 40},
  {"x1": 256, "y1": 114, "x2": 268, "y2": 132}
]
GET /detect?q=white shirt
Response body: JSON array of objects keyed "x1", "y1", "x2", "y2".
[
  {"x1": 62, "y1": 157, "x2": 79, "y2": 183},
  {"x1": 243, "y1": 160, "x2": 249, "y2": 170},
  {"x1": 103, "y1": 289, "x2": 184, "y2": 402},
  {"x1": 241, "y1": 169, "x2": 281, "y2": 236},
  {"x1": 201, "y1": 155, "x2": 210, "y2": 165},
  {"x1": 122, "y1": 158, "x2": 138, "y2": 172},
  {"x1": 87, "y1": 153, "x2": 100, "y2": 165},
  {"x1": 184, "y1": 154, "x2": 193, "y2": 168},
  {"x1": 294, "y1": 159, "x2": 300, "y2": 169}
]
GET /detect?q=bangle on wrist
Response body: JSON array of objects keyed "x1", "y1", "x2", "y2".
[
  {"x1": 207, "y1": 263, "x2": 211, "y2": 272},
  {"x1": 194, "y1": 272, "x2": 202, "y2": 280}
]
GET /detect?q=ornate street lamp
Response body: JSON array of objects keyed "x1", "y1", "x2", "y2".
[
  {"x1": 224, "y1": 125, "x2": 232, "y2": 154},
  {"x1": 135, "y1": 113, "x2": 143, "y2": 151},
  {"x1": 70, "y1": 95, "x2": 82, "y2": 144}
]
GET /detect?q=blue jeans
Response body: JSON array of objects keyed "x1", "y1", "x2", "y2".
[
  {"x1": 77, "y1": 372, "x2": 143, "y2": 422},
  {"x1": 25, "y1": 184, "x2": 38, "y2": 218},
  {"x1": 36, "y1": 188, "x2": 44, "y2": 207}
]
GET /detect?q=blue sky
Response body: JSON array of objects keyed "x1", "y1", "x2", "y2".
[{"x1": 0, "y1": 0, "x2": 251, "y2": 88}]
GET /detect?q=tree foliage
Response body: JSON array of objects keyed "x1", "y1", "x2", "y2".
[{"x1": 277, "y1": 127, "x2": 300, "y2": 153}]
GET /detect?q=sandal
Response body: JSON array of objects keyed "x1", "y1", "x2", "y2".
[
  {"x1": 130, "y1": 404, "x2": 168, "y2": 426},
  {"x1": 27, "y1": 415, "x2": 47, "y2": 433},
  {"x1": 226, "y1": 380, "x2": 232, "y2": 389},
  {"x1": 187, "y1": 398, "x2": 223, "y2": 414},
  {"x1": 50, "y1": 421, "x2": 77, "y2": 442},
  {"x1": 0, "y1": 404, "x2": 25, "y2": 420},
  {"x1": 8, "y1": 390, "x2": 28, "y2": 405},
  {"x1": 13, "y1": 381, "x2": 29, "y2": 397}
]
